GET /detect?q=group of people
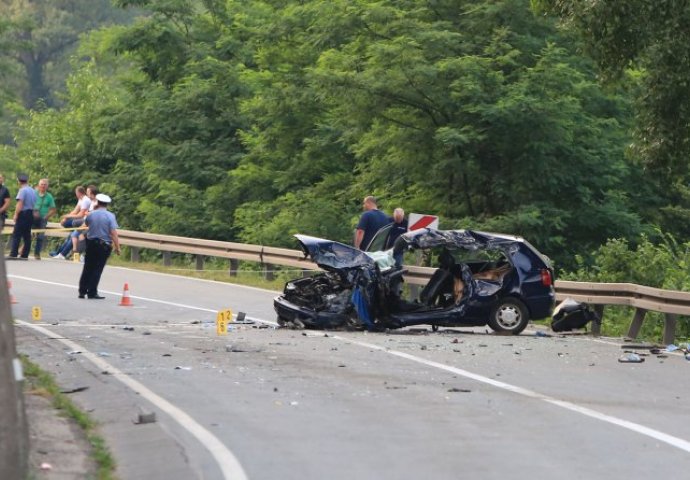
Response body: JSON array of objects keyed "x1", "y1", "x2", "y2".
[
  {"x1": 355, "y1": 195, "x2": 408, "y2": 264},
  {"x1": 0, "y1": 172, "x2": 121, "y2": 299}
]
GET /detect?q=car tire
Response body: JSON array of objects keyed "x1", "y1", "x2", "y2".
[{"x1": 488, "y1": 298, "x2": 529, "y2": 335}]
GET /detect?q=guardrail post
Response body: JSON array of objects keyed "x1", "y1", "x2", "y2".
[
  {"x1": 229, "y1": 259, "x2": 239, "y2": 277},
  {"x1": 591, "y1": 305, "x2": 604, "y2": 336},
  {"x1": 264, "y1": 264, "x2": 275, "y2": 281},
  {"x1": 131, "y1": 247, "x2": 140, "y2": 263},
  {"x1": 626, "y1": 308, "x2": 647, "y2": 339},
  {"x1": 196, "y1": 255, "x2": 204, "y2": 271},
  {"x1": 163, "y1": 252, "x2": 172, "y2": 267},
  {"x1": 663, "y1": 314, "x2": 678, "y2": 345}
]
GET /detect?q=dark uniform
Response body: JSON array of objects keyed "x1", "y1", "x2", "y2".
[
  {"x1": 78, "y1": 195, "x2": 120, "y2": 299},
  {"x1": 9, "y1": 174, "x2": 37, "y2": 259}
]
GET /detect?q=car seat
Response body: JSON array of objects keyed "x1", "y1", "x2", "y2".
[{"x1": 419, "y1": 269, "x2": 453, "y2": 305}]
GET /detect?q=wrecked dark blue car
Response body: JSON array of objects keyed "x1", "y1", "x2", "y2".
[{"x1": 274, "y1": 229, "x2": 555, "y2": 334}]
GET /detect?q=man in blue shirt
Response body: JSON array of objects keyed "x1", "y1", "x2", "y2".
[
  {"x1": 354, "y1": 195, "x2": 391, "y2": 250},
  {"x1": 8, "y1": 173, "x2": 37, "y2": 259},
  {"x1": 78, "y1": 194, "x2": 121, "y2": 299}
]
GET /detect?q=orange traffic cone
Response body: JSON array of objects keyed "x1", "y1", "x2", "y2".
[
  {"x1": 119, "y1": 283, "x2": 133, "y2": 307},
  {"x1": 8, "y1": 280, "x2": 17, "y2": 304}
]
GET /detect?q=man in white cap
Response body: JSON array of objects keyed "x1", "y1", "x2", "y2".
[{"x1": 78, "y1": 193, "x2": 121, "y2": 299}]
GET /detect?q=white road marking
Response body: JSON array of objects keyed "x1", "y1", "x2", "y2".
[
  {"x1": 13, "y1": 273, "x2": 690, "y2": 455},
  {"x1": 330, "y1": 334, "x2": 690, "y2": 454},
  {"x1": 8, "y1": 274, "x2": 271, "y2": 324},
  {"x1": 17, "y1": 319, "x2": 249, "y2": 480}
]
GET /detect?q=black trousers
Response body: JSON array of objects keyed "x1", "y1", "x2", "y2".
[
  {"x1": 9, "y1": 210, "x2": 34, "y2": 258},
  {"x1": 79, "y1": 239, "x2": 112, "y2": 297}
]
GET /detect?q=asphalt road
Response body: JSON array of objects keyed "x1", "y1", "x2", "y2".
[{"x1": 7, "y1": 259, "x2": 690, "y2": 479}]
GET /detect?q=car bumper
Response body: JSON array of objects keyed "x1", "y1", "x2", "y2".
[{"x1": 273, "y1": 295, "x2": 351, "y2": 329}]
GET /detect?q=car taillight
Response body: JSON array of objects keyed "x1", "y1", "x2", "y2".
[{"x1": 541, "y1": 269, "x2": 552, "y2": 287}]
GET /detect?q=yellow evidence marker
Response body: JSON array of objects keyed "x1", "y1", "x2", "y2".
[
  {"x1": 216, "y1": 308, "x2": 233, "y2": 335},
  {"x1": 31, "y1": 306, "x2": 42, "y2": 322}
]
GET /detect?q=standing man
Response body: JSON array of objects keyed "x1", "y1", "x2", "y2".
[
  {"x1": 354, "y1": 195, "x2": 390, "y2": 250},
  {"x1": 32, "y1": 178, "x2": 57, "y2": 260},
  {"x1": 386, "y1": 208, "x2": 408, "y2": 266},
  {"x1": 8, "y1": 173, "x2": 37, "y2": 260},
  {"x1": 78, "y1": 194, "x2": 120, "y2": 299},
  {"x1": 0, "y1": 174, "x2": 10, "y2": 238}
]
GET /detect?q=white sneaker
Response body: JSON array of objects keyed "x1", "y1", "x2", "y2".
[{"x1": 54, "y1": 253, "x2": 66, "y2": 260}]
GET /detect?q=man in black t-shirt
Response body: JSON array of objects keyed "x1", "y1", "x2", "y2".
[{"x1": 0, "y1": 173, "x2": 11, "y2": 237}]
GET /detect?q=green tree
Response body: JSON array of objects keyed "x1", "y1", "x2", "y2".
[
  {"x1": 0, "y1": 0, "x2": 136, "y2": 108},
  {"x1": 534, "y1": 0, "x2": 690, "y2": 239}
]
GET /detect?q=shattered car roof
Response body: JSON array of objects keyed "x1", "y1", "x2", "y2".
[
  {"x1": 295, "y1": 234, "x2": 374, "y2": 269},
  {"x1": 396, "y1": 229, "x2": 524, "y2": 251}
]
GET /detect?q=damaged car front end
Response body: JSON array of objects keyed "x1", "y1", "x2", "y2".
[{"x1": 274, "y1": 229, "x2": 555, "y2": 334}]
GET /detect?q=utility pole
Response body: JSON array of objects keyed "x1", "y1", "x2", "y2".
[{"x1": 0, "y1": 255, "x2": 28, "y2": 479}]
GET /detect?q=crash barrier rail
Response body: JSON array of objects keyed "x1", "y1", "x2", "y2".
[{"x1": 5, "y1": 221, "x2": 690, "y2": 342}]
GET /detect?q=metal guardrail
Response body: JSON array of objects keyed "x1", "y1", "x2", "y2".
[{"x1": 5, "y1": 221, "x2": 690, "y2": 342}]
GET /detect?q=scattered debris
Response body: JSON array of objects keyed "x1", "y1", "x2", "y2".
[
  {"x1": 447, "y1": 388, "x2": 471, "y2": 393},
  {"x1": 338, "y1": 364, "x2": 346, "y2": 367},
  {"x1": 97, "y1": 352, "x2": 111, "y2": 357},
  {"x1": 162, "y1": 353, "x2": 172, "y2": 357},
  {"x1": 40, "y1": 463, "x2": 52, "y2": 471},
  {"x1": 142, "y1": 331, "x2": 152, "y2": 335},
  {"x1": 134, "y1": 412, "x2": 157, "y2": 425},
  {"x1": 451, "y1": 338, "x2": 460, "y2": 344},
  {"x1": 666, "y1": 344, "x2": 679, "y2": 352},
  {"x1": 67, "y1": 350, "x2": 82, "y2": 355},
  {"x1": 420, "y1": 345, "x2": 427, "y2": 350},
  {"x1": 174, "y1": 366, "x2": 192, "y2": 370},
  {"x1": 618, "y1": 353, "x2": 644, "y2": 363},
  {"x1": 123, "y1": 326, "x2": 134, "y2": 331},
  {"x1": 61, "y1": 386, "x2": 89, "y2": 394},
  {"x1": 290, "y1": 401, "x2": 299, "y2": 406},
  {"x1": 621, "y1": 344, "x2": 658, "y2": 350}
]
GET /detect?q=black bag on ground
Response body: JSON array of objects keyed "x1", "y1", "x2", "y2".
[{"x1": 551, "y1": 298, "x2": 599, "y2": 332}]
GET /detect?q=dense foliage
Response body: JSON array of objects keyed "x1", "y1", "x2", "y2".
[
  {"x1": 0, "y1": 0, "x2": 684, "y2": 277},
  {"x1": 534, "y1": 0, "x2": 690, "y2": 240}
]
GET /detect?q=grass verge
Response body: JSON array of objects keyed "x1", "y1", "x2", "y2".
[{"x1": 20, "y1": 355, "x2": 116, "y2": 479}]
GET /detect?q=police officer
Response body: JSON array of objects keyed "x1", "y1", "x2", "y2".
[
  {"x1": 8, "y1": 173, "x2": 37, "y2": 259},
  {"x1": 78, "y1": 193, "x2": 121, "y2": 299}
]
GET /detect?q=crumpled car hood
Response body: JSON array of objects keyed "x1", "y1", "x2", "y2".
[
  {"x1": 396, "y1": 229, "x2": 522, "y2": 251},
  {"x1": 295, "y1": 234, "x2": 374, "y2": 269}
]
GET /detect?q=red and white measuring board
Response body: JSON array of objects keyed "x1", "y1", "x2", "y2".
[{"x1": 408, "y1": 213, "x2": 439, "y2": 231}]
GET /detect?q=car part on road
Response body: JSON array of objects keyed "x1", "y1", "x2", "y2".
[{"x1": 551, "y1": 298, "x2": 600, "y2": 332}]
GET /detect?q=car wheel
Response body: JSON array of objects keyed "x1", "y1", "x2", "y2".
[{"x1": 488, "y1": 298, "x2": 529, "y2": 335}]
